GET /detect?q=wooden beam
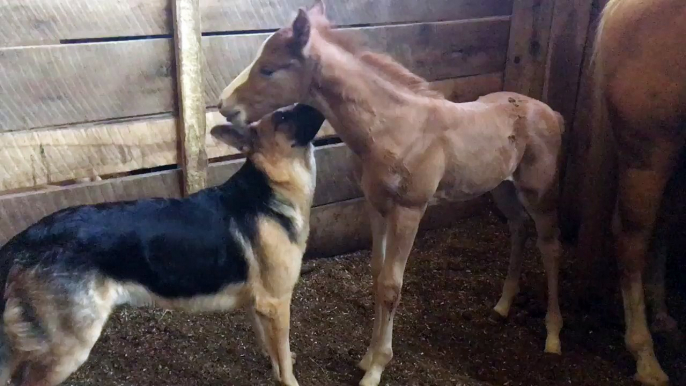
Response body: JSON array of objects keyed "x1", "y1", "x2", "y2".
[
  {"x1": 503, "y1": 0, "x2": 556, "y2": 99},
  {"x1": 306, "y1": 196, "x2": 490, "y2": 258},
  {"x1": 543, "y1": 0, "x2": 593, "y2": 124},
  {"x1": 173, "y1": 0, "x2": 208, "y2": 195},
  {"x1": 545, "y1": 0, "x2": 593, "y2": 241},
  {"x1": 0, "y1": 0, "x2": 514, "y2": 47},
  {"x1": 0, "y1": 73, "x2": 503, "y2": 193},
  {"x1": 0, "y1": 18, "x2": 510, "y2": 132},
  {"x1": 0, "y1": 142, "x2": 361, "y2": 245}
]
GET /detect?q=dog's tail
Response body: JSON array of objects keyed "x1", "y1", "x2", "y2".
[
  {"x1": 0, "y1": 319, "x2": 9, "y2": 385},
  {"x1": 0, "y1": 260, "x2": 13, "y2": 385}
]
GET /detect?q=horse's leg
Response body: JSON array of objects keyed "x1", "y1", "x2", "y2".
[
  {"x1": 491, "y1": 182, "x2": 530, "y2": 320},
  {"x1": 359, "y1": 201, "x2": 388, "y2": 371},
  {"x1": 614, "y1": 153, "x2": 676, "y2": 386},
  {"x1": 359, "y1": 204, "x2": 425, "y2": 386},
  {"x1": 517, "y1": 185, "x2": 564, "y2": 355}
]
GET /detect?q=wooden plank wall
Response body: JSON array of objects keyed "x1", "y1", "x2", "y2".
[{"x1": 0, "y1": 0, "x2": 513, "y2": 254}]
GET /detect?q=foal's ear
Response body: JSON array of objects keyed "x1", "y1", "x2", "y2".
[
  {"x1": 291, "y1": 8, "x2": 311, "y2": 50},
  {"x1": 210, "y1": 125, "x2": 253, "y2": 153},
  {"x1": 309, "y1": 0, "x2": 326, "y2": 18}
]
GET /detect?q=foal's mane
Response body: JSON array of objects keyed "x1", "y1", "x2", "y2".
[{"x1": 313, "y1": 21, "x2": 444, "y2": 99}]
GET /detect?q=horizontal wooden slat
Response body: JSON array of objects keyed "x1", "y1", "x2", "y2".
[
  {"x1": 0, "y1": 142, "x2": 362, "y2": 245},
  {"x1": 0, "y1": 73, "x2": 504, "y2": 192},
  {"x1": 0, "y1": 18, "x2": 510, "y2": 133},
  {"x1": 306, "y1": 196, "x2": 490, "y2": 258},
  {"x1": 0, "y1": 0, "x2": 513, "y2": 47}
]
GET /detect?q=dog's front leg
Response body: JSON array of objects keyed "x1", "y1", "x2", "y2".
[{"x1": 254, "y1": 296, "x2": 298, "y2": 386}]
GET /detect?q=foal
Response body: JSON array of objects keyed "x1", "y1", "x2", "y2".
[
  {"x1": 0, "y1": 104, "x2": 326, "y2": 386},
  {"x1": 218, "y1": 2, "x2": 566, "y2": 385}
]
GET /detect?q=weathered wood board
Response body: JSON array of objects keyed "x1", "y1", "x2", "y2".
[
  {"x1": 543, "y1": 0, "x2": 593, "y2": 125},
  {"x1": 0, "y1": 18, "x2": 510, "y2": 132},
  {"x1": 0, "y1": 139, "x2": 488, "y2": 252},
  {"x1": 0, "y1": 0, "x2": 513, "y2": 47},
  {"x1": 0, "y1": 142, "x2": 361, "y2": 244},
  {"x1": 503, "y1": 0, "x2": 555, "y2": 99},
  {"x1": 306, "y1": 196, "x2": 490, "y2": 258},
  {"x1": 0, "y1": 73, "x2": 503, "y2": 192}
]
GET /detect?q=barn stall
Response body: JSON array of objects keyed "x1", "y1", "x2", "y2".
[{"x1": 0, "y1": 0, "x2": 684, "y2": 385}]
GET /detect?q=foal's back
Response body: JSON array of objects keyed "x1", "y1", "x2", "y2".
[{"x1": 428, "y1": 91, "x2": 564, "y2": 202}]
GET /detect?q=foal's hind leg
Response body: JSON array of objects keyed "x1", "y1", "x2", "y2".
[
  {"x1": 517, "y1": 187, "x2": 563, "y2": 355},
  {"x1": 491, "y1": 182, "x2": 530, "y2": 320}
]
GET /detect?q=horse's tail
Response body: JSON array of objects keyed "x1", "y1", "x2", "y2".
[{"x1": 574, "y1": 0, "x2": 620, "y2": 288}]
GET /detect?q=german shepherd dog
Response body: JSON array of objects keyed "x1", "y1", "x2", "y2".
[{"x1": 0, "y1": 104, "x2": 325, "y2": 386}]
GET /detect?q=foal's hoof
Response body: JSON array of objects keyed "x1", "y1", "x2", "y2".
[
  {"x1": 358, "y1": 351, "x2": 374, "y2": 371},
  {"x1": 635, "y1": 370, "x2": 669, "y2": 386},
  {"x1": 488, "y1": 308, "x2": 508, "y2": 324},
  {"x1": 291, "y1": 352, "x2": 297, "y2": 364},
  {"x1": 544, "y1": 337, "x2": 562, "y2": 355}
]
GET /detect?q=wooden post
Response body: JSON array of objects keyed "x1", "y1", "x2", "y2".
[
  {"x1": 173, "y1": 0, "x2": 208, "y2": 196},
  {"x1": 544, "y1": 0, "x2": 594, "y2": 241},
  {"x1": 503, "y1": 0, "x2": 556, "y2": 99}
]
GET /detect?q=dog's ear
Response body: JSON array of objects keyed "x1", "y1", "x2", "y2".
[
  {"x1": 291, "y1": 104, "x2": 326, "y2": 146},
  {"x1": 210, "y1": 124, "x2": 253, "y2": 153}
]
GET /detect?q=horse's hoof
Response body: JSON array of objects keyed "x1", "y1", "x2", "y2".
[
  {"x1": 634, "y1": 370, "x2": 669, "y2": 386},
  {"x1": 359, "y1": 370, "x2": 381, "y2": 386},
  {"x1": 488, "y1": 308, "x2": 508, "y2": 323},
  {"x1": 544, "y1": 337, "x2": 562, "y2": 355},
  {"x1": 358, "y1": 351, "x2": 373, "y2": 371},
  {"x1": 291, "y1": 352, "x2": 297, "y2": 364}
]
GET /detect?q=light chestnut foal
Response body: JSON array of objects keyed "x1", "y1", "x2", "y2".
[{"x1": 217, "y1": 2, "x2": 566, "y2": 385}]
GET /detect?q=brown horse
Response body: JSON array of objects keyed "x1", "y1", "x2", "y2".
[
  {"x1": 217, "y1": 2, "x2": 566, "y2": 385},
  {"x1": 576, "y1": 0, "x2": 686, "y2": 385}
]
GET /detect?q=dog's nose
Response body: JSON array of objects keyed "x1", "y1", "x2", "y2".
[{"x1": 223, "y1": 109, "x2": 240, "y2": 121}]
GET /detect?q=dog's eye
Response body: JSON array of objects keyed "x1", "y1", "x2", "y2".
[
  {"x1": 272, "y1": 112, "x2": 288, "y2": 125},
  {"x1": 259, "y1": 67, "x2": 275, "y2": 77}
]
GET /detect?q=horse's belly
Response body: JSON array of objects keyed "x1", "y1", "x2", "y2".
[{"x1": 433, "y1": 163, "x2": 515, "y2": 204}]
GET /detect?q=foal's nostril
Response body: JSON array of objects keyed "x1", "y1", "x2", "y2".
[
  {"x1": 217, "y1": 101, "x2": 223, "y2": 110},
  {"x1": 225, "y1": 110, "x2": 240, "y2": 121}
]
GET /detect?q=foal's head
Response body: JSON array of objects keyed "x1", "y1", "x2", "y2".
[{"x1": 217, "y1": 1, "x2": 329, "y2": 128}]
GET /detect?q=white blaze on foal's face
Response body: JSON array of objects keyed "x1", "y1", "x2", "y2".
[{"x1": 217, "y1": 8, "x2": 318, "y2": 128}]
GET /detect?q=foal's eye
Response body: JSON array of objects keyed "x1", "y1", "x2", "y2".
[{"x1": 259, "y1": 68, "x2": 275, "y2": 77}]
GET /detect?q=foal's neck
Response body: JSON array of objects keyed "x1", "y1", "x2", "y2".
[{"x1": 307, "y1": 35, "x2": 421, "y2": 157}]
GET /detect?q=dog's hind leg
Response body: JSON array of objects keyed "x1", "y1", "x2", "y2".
[{"x1": 3, "y1": 274, "x2": 116, "y2": 386}]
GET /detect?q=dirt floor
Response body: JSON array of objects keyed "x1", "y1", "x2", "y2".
[{"x1": 66, "y1": 211, "x2": 685, "y2": 386}]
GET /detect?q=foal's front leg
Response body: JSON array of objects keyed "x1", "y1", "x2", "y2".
[
  {"x1": 360, "y1": 204, "x2": 425, "y2": 386},
  {"x1": 359, "y1": 202, "x2": 388, "y2": 371}
]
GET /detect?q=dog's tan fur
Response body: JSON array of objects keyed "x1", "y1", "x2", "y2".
[{"x1": 217, "y1": 2, "x2": 566, "y2": 385}]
